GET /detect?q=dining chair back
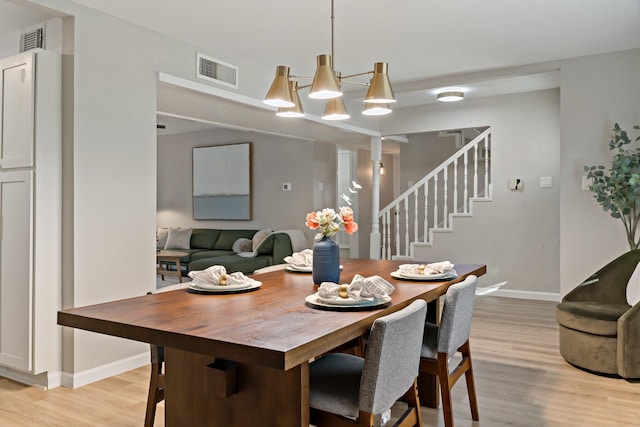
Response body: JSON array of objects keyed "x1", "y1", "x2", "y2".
[
  {"x1": 420, "y1": 275, "x2": 479, "y2": 427},
  {"x1": 309, "y1": 299, "x2": 427, "y2": 427}
]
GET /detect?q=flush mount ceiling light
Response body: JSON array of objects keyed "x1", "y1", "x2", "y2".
[
  {"x1": 437, "y1": 91, "x2": 465, "y2": 102},
  {"x1": 263, "y1": 0, "x2": 395, "y2": 120}
]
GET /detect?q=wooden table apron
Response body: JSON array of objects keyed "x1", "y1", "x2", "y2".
[{"x1": 58, "y1": 259, "x2": 486, "y2": 427}]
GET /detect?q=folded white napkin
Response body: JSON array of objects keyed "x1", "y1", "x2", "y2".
[
  {"x1": 284, "y1": 249, "x2": 314, "y2": 267},
  {"x1": 188, "y1": 265, "x2": 252, "y2": 288},
  {"x1": 399, "y1": 261, "x2": 455, "y2": 276},
  {"x1": 318, "y1": 274, "x2": 395, "y2": 301}
]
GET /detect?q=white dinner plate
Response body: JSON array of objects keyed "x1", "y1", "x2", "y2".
[
  {"x1": 390, "y1": 269, "x2": 458, "y2": 281},
  {"x1": 286, "y1": 265, "x2": 312, "y2": 273},
  {"x1": 188, "y1": 280, "x2": 261, "y2": 294},
  {"x1": 305, "y1": 293, "x2": 391, "y2": 311},
  {"x1": 306, "y1": 293, "x2": 391, "y2": 307},
  {"x1": 286, "y1": 265, "x2": 344, "y2": 273}
]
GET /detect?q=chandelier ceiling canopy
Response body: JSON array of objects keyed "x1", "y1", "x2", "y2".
[{"x1": 263, "y1": 0, "x2": 396, "y2": 121}]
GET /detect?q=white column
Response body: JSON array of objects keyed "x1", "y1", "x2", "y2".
[{"x1": 370, "y1": 135, "x2": 382, "y2": 259}]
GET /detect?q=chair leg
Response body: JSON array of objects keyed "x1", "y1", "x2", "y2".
[
  {"x1": 460, "y1": 341, "x2": 479, "y2": 421},
  {"x1": 437, "y1": 352, "x2": 455, "y2": 427},
  {"x1": 397, "y1": 379, "x2": 422, "y2": 427},
  {"x1": 144, "y1": 362, "x2": 163, "y2": 427},
  {"x1": 358, "y1": 411, "x2": 375, "y2": 427}
]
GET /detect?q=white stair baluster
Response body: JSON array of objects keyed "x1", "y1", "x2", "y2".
[
  {"x1": 443, "y1": 166, "x2": 449, "y2": 228},
  {"x1": 403, "y1": 197, "x2": 409, "y2": 256},
  {"x1": 423, "y1": 181, "x2": 429, "y2": 243},
  {"x1": 463, "y1": 151, "x2": 469, "y2": 213},
  {"x1": 453, "y1": 158, "x2": 458, "y2": 214},
  {"x1": 413, "y1": 190, "x2": 419, "y2": 245},
  {"x1": 473, "y1": 144, "x2": 479, "y2": 198},
  {"x1": 485, "y1": 135, "x2": 490, "y2": 197},
  {"x1": 392, "y1": 205, "x2": 400, "y2": 255},
  {"x1": 433, "y1": 174, "x2": 439, "y2": 230}
]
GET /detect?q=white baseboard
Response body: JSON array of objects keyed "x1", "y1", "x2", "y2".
[
  {"x1": 491, "y1": 289, "x2": 561, "y2": 302},
  {"x1": 61, "y1": 351, "x2": 149, "y2": 389},
  {"x1": 0, "y1": 366, "x2": 62, "y2": 389}
]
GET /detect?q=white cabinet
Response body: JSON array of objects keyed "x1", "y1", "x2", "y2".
[
  {"x1": 0, "y1": 54, "x2": 34, "y2": 169},
  {"x1": 0, "y1": 171, "x2": 32, "y2": 371},
  {"x1": 0, "y1": 50, "x2": 60, "y2": 381}
]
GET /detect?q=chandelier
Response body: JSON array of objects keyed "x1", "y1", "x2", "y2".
[{"x1": 263, "y1": 0, "x2": 396, "y2": 121}]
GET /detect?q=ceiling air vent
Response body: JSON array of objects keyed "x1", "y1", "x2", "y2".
[
  {"x1": 20, "y1": 27, "x2": 44, "y2": 52},
  {"x1": 196, "y1": 53, "x2": 238, "y2": 89}
]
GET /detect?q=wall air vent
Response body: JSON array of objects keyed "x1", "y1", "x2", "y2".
[
  {"x1": 20, "y1": 27, "x2": 44, "y2": 52},
  {"x1": 196, "y1": 53, "x2": 238, "y2": 89}
]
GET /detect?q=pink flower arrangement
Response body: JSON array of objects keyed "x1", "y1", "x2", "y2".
[{"x1": 306, "y1": 182, "x2": 360, "y2": 240}]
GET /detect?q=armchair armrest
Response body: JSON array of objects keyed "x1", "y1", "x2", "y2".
[
  {"x1": 617, "y1": 301, "x2": 640, "y2": 378},
  {"x1": 564, "y1": 250, "x2": 640, "y2": 304}
]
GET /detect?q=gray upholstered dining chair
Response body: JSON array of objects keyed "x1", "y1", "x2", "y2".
[
  {"x1": 309, "y1": 299, "x2": 427, "y2": 427},
  {"x1": 419, "y1": 275, "x2": 479, "y2": 427}
]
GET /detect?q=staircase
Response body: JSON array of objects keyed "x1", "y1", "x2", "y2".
[{"x1": 378, "y1": 128, "x2": 492, "y2": 260}]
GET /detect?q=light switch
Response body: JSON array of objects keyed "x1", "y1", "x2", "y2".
[
  {"x1": 539, "y1": 176, "x2": 553, "y2": 188},
  {"x1": 582, "y1": 176, "x2": 593, "y2": 190},
  {"x1": 282, "y1": 183, "x2": 292, "y2": 191}
]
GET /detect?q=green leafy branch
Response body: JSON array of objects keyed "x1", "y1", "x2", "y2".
[{"x1": 585, "y1": 123, "x2": 640, "y2": 250}]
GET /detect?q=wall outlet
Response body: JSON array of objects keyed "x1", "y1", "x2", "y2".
[
  {"x1": 582, "y1": 176, "x2": 593, "y2": 190},
  {"x1": 282, "y1": 182, "x2": 292, "y2": 191}
]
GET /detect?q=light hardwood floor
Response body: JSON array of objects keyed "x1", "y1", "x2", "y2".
[{"x1": 1, "y1": 296, "x2": 638, "y2": 426}]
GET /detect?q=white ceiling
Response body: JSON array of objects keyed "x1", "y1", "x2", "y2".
[
  {"x1": 2, "y1": 0, "x2": 639, "y2": 143},
  {"x1": 63, "y1": 0, "x2": 640, "y2": 85}
]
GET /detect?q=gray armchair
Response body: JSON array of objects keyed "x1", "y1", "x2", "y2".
[{"x1": 556, "y1": 249, "x2": 640, "y2": 378}]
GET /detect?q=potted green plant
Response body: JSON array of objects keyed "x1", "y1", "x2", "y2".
[{"x1": 585, "y1": 123, "x2": 640, "y2": 250}]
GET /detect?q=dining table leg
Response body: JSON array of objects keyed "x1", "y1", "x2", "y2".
[{"x1": 164, "y1": 347, "x2": 309, "y2": 427}]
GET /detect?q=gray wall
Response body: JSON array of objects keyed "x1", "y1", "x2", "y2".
[
  {"x1": 157, "y1": 128, "x2": 316, "y2": 245},
  {"x1": 559, "y1": 49, "x2": 640, "y2": 295},
  {"x1": 382, "y1": 89, "x2": 561, "y2": 295}
]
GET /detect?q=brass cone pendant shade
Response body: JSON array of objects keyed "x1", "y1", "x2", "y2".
[
  {"x1": 263, "y1": 0, "x2": 395, "y2": 120},
  {"x1": 364, "y1": 62, "x2": 396, "y2": 104},
  {"x1": 264, "y1": 66, "x2": 295, "y2": 108},
  {"x1": 309, "y1": 54, "x2": 342, "y2": 99},
  {"x1": 322, "y1": 95, "x2": 350, "y2": 120},
  {"x1": 277, "y1": 81, "x2": 305, "y2": 117},
  {"x1": 362, "y1": 102, "x2": 392, "y2": 116}
]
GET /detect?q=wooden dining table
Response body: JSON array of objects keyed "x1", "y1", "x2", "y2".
[{"x1": 58, "y1": 259, "x2": 485, "y2": 427}]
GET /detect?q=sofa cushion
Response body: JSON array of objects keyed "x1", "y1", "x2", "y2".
[
  {"x1": 191, "y1": 229, "x2": 222, "y2": 249},
  {"x1": 156, "y1": 228, "x2": 169, "y2": 249},
  {"x1": 190, "y1": 250, "x2": 236, "y2": 262},
  {"x1": 252, "y1": 229, "x2": 272, "y2": 251},
  {"x1": 233, "y1": 238, "x2": 253, "y2": 253},
  {"x1": 165, "y1": 227, "x2": 192, "y2": 250},
  {"x1": 556, "y1": 301, "x2": 630, "y2": 336},
  {"x1": 188, "y1": 255, "x2": 271, "y2": 275},
  {"x1": 256, "y1": 233, "x2": 276, "y2": 255},
  {"x1": 214, "y1": 230, "x2": 258, "y2": 250}
]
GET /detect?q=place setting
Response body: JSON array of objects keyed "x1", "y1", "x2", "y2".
[
  {"x1": 390, "y1": 261, "x2": 458, "y2": 281},
  {"x1": 284, "y1": 249, "x2": 342, "y2": 273},
  {"x1": 305, "y1": 274, "x2": 394, "y2": 311},
  {"x1": 186, "y1": 265, "x2": 262, "y2": 294}
]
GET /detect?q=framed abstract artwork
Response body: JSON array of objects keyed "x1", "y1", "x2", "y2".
[{"x1": 192, "y1": 142, "x2": 252, "y2": 220}]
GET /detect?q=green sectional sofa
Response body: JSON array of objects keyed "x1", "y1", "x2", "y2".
[{"x1": 160, "y1": 228, "x2": 295, "y2": 275}]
